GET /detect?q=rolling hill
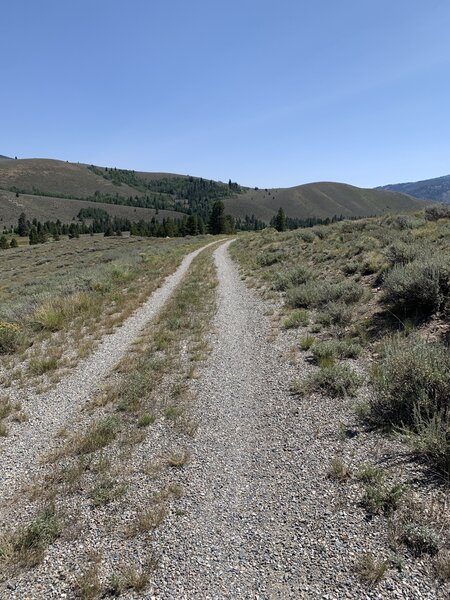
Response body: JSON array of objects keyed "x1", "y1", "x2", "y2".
[
  {"x1": 0, "y1": 190, "x2": 185, "y2": 229},
  {"x1": 0, "y1": 157, "x2": 427, "y2": 226},
  {"x1": 223, "y1": 181, "x2": 425, "y2": 221},
  {"x1": 379, "y1": 174, "x2": 450, "y2": 203}
]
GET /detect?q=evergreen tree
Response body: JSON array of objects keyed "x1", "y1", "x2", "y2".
[
  {"x1": 186, "y1": 214, "x2": 200, "y2": 236},
  {"x1": 29, "y1": 227, "x2": 39, "y2": 245},
  {"x1": 209, "y1": 200, "x2": 226, "y2": 234},
  {"x1": 10, "y1": 237, "x2": 18, "y2": 248},
  {"x1": 224, "y1": 214, "x2": 236, "y2": 234},
  {"x1": 274, "y1": 207, "x2": 287, "y2": 232},
  {"x1": 0, "y1": 235, "x2": 9, "y2": 249},
  {"x1": 18, "y1": 212, "x2": 28, "y2": 236}
]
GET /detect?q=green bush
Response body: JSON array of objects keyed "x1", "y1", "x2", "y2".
[
  {"x1": 286, "y1": 280, "x2": 363, "y2": 309},
  {"x1": 0, "y1": 322, "x2": 23, "y2": 354},
  {"x1": 283, "y1": 309, "x2": 309, "y2": 329},
  {"x1": 257, "y1": 251, "x2": 286, "y2": 267},
  {"x1": 316, "y1": 302, "x2": 352, "y2": 326},
  {"x1": 400, "y1": 523, "x2": 439, "y2": 556},
  {"x1": 362, "y1": 480, "x2": 404, "y2": 515},
  {"x1": 311, "y1": 340, "x2": 339, "y2": 366},
  {"x1": 371, "y1": 336, "x2": 450, "y2": 428},
  {"x1": 311, "y1": 339, "x2": 363, "y2": 365},
  {"x1": 273, "y1": 266, "x2": 313, "y2": 291},
  {"x1": 299, "y1": 335, "x2": 315, "y2": 350},
  {"x1": 385, "y1": 242, "x2": 420, "y2": 266},
  {"x1": 341, "y1": 260, "x2": 359, "y2": 275},
  {"x1": 305, "y1": 364, "x2": 362, "y2": 397},
  {"x1": 383, "y1": 257, "x2": 450, "y2": 316},
  {"x1": 297, "y1": 230, "x2": 316, "y2": 243}
]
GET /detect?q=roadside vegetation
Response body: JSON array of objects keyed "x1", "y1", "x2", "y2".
[
  {"x1": 0, "y1": 234, "x2": 208, "y2": 401},
  {"x1": 230, "y1": 205, "x2": 450, "y2": 585},
  {"x1": 0, "y1": 244, "x2": 219, "y2": 594}
]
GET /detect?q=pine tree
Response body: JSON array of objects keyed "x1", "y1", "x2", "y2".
[
  {"x1": 18, "y1": 212, "x2": 28, "y2": 237},
  {"x1": 274, "y1": 207, "x2": 287, "y2": 232},
  {"x1": 186, "y1": 214, "x2": 199, "y2": 236},
  {"x1": 29, "y1": 227, "x2": 38, "y2": 245},
  {"x1": 209, "y1": 200, "x2": 226, "y2": 234}
]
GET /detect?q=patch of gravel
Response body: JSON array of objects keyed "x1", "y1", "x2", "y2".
[
  {"x1": 152, "y1": 241, "x2": 447, "y2": 599},
  {"x1": 0, "y1": 242, "x2": 215, "y2": 508}
]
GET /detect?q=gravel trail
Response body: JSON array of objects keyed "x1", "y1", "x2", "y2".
[
  {"x1": 154, "y1": 241, "x2": 444, "y2": 599},
  {"x1": 0, "y1": 242, "x2": 216, "y2": 507}
]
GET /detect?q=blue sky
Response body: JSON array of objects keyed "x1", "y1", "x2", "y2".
[{"x1": 1, "y1": 0, "x2": 450, "y2": 188}]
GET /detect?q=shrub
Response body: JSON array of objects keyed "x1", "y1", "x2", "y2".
[
  {"x1": 371, "y1": 336, "x2": 450, "y2": 428},
  {"x1": 316, "y1": 302, "x2": 352, "y2": 326},
  {"x1": 305, "y1": 364, "x2": 362, "y2": 397},
  {"x1": 31, "y1": 302, "x2": 66, "y2": 331},
  {"x1": 383, "y1": 257, "x2": 450, "y2": 316},
  {"x1": 257, "y1": 250, "x2": 286, "y2": 267},
  {"x1": 286, "y1": 280, "x2": 363, "y2": 309},
  {"x1": 356, "y1": 464, "x2": 384, "y2": 485},
  {"x1": 342, "y1": 260, "x2": 359, "y2": 275},
  {"x1": 272, "y1": 266, "x2": 313, "y2": 291},
  {"x1": 297, "y1": 230, "x2": 315, "y2": 243},
  {"x1": 312, "y1": 226, "x2": 327, "y2": 239},
  {"x1": 362, "y1": 480, "x2": 404, "y2": 515},
  {"x1": 425, "y1": 204, "x2": 450, "y2": 221},
  {"x1": 355, "y1": 553, "x2": 389, "y2": 584},
  {"x1": 299, "y1": 335, "x2": 315, "y2": 350},
  {"x1": 0, "y1": 321, "x2": 22, "y2": 354},
  {"x1": 400, "y1": 523, "x2": 439, "y2": 556},
  {"x1": 385, "y1": 242, "x2": 420, "y2": 266},
  {"x1": 311, "y1": 340, "x2": 339, "y2": 367},
  {"x1": 311, "y1": 339, "x2": 362, "y2": 365},
  {"x1": 404, "y1": 412, "x2": 450, "y2": 476},
  {"x1": 283, "y1": 309, "x2": 309, "y2": 329}
]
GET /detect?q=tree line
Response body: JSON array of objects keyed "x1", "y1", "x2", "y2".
[{"x1": 1, "y1": 200, "x2": 236, "y2": 247}]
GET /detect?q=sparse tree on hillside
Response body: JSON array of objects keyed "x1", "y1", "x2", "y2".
[
  {"x1": 10, "y1": 237, "x2": 18, "y2": 248},
  {"x1": 18, "y1": 212, "x2": 28, "y2": 237},
  {"x1": 0, "y1": 236, "x2": 9, "y2": 249}
]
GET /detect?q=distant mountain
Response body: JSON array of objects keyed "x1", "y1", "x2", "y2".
[
  {"x1": 379, "y1": 174, "x2": 450, "y2": 203},
  {"x1": 0, "y1": 155, "x2": 12, "y2": 160},
  {"x1": 0, "y1": 157, "x2": 427, "y2": 226}
]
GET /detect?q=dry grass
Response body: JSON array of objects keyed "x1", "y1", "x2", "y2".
[
  {"x1": 2, "y1": 244, "x2": 221, "y2": 589},
  {"x1": 0, "y1": 234, "x2": 207, "y2": 390}
]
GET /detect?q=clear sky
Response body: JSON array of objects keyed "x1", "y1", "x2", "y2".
[{"x1": 1, "y1": 0, "x2": 450, "y2": 188}]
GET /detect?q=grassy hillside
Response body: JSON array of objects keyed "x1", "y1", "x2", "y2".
[
  {"x1": 0, "y1": 158, "x2": 426, "y2": 225},
  {"x1": 0, "y1": 190, "x2": 186, "y2": 229},
  {"x1": 224, "y1": 182, "x2": 426, "y2": 221},
  {"x1": 0, "y1": 159, "x2": 141, "y2": 199},
  {"x1": 379, "y1": 174, "x2": 450, "y2": 203}
]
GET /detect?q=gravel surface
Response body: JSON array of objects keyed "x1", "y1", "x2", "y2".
[
  {"x1": 153, "y1": 241, "x2": 447, "y2": 599},
  {"x1": 0, "y1": 242, "x2": 215, "y2": 508},
  {"x1": 1, "y1": 240, "x2": 447, "y2": 599}
]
